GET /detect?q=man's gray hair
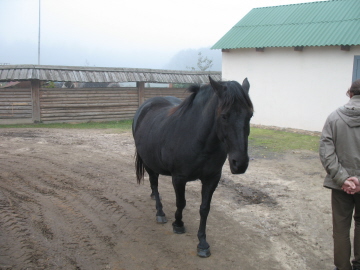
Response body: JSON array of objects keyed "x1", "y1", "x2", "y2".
[{"x1": 348, "y1": 79, "x2": 360, "y2": 96}]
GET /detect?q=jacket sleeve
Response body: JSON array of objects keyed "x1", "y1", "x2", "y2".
[{"x1": 319, "y1": 116, "x2": 350, "y2": 187}]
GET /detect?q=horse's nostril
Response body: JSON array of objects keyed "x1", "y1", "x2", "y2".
[{"x1": 232, "y1": 159, "x2": 238, "y2": 167}]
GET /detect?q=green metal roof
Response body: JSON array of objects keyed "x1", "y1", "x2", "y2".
[{"x1": 212, "y1": 0, "x2": 360, "y2": 49}]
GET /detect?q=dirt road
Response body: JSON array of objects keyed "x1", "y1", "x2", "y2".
[{"x1": 0, "y1": 128, "x2": 334, "y2": 270}]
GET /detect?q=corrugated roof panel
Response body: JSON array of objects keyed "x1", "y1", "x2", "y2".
[
  {"x1": 13, "y1": 69, "x2": 21, "y2": 79},
  {"x1": 119, "y1": 72, "x2": 127, "y2": 82},
  {"x1": 96, "y1": 72, "x2": 103, "y2": 82},
  {"x1": 214, "y1": 26, "x2": 250, "y2": 49},
  {"x1": 25, "y1": 68, "x2": 33, "y2": 80},
  {"x1": 7, "y1": 69, "x2": 14, "y2": 80},
  {"x1": 103, "y1": 72, "x2": 111, "y2": 82},
  {"x1": 155, "y1": 73, "x2": 163, "y2": 82},
  {"x1": 45, "y1": 69, "x2": 53, "y2": 81},
  {"x1": 101, "y1": 72, "x2": 107, "y2": 82},
  {"x1": 19, "y1": 69, "x2": 27, "y2": 79},
  {"x1": 66, "y1": 70, "x2": 75, "y2": 81},
  {"x1": 133, "y1": 72, "x2": 140, "y2": 81},
  {"x1": 0, "y1": 69, "x2": 8, "y2": 80},
  {"x1": 38, "y1": 69, "x2": 44, "y2": 80},
  {"x1": 293, "y1": 1, "x2": 336, "y2": 23},
  {"x1": 104, "y1": 71, "x2": 113, "y2": 82},
  {"x1": 31, "y1": 69, "x2": 38, "y2": 80},
  {"x1": 83, "y1": 71, "x2": 90, "y2": 82},
  {"x1": 237, "y1": 8, "x2": 270, "y2": 26},
  {"x1": 118, "y1": 72, "x2": 126, "y2": 82},
  {"x1": 89, "y1": 71, "x2": 97, "y2": 82},
  {"x1": 212, "y1": 0, "x2": 360, "y2": 49},
  {"x1": 51, "y1": 70, "x2": 59, "y2": 81},
  {"x1": 72, "y1": 70, "x2": 79, "y2": 81},
  {"x1": 346, "y1": 20, "x2": 360, "y2": 45},
  {"x1": 52, "y1": 70, "x2": 61, "y2": 81},
  {"x1": 88, "y1": 71, "x2": 96, "y2": 82},
  {"x1": 70, "y1": 70, "x2": 78, "y2": 82},
  {"x1": 80, "y1": 71, "x2": 89, "y2": 82},
  {"x1": 65, "y1": 70, "x2": 74, "y2": 81},
  {"x1": 40, "y1": 69, "x2": 48, "y2": 81},
  {"x1": 261, "y1": 6, "x2": 295, "y2": 25}
]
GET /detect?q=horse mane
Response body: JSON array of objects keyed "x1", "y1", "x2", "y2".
[
  {"x1": 168, "y1": 84, "x2": 201, "y2": 115},
  {"x1": 169, "y1": 80, "x2": 253, "y2": 116}
]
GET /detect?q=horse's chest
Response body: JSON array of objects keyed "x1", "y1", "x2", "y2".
[{"x1": 160, "y1": 147, "x2": 227, "y2": 178}]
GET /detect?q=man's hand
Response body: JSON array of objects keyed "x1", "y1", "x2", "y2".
[{"x1": 342, "y1": 177, "x2": 360, "y2": 194}]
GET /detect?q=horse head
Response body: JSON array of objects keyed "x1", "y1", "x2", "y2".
[{"x1": 209, "y1": 76, "x2": 253, "y2": 174}]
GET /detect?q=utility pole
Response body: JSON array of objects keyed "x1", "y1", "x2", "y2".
[{"x1": 38, "y1": 0, "x2": 41, "y2": 65}]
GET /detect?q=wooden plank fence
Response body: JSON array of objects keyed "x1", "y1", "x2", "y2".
[
  {"x1": 40, "y1": 87, "x2": 139, "y2": 123},
  {"x1": 0, "y1": 88, "x2": 32, "y2": 123},
  {"x1": 144, "y1": 88, "x2": 189, "y2": 101},
  {"x1": 0, "y1": 83, "x2": 189, "y2": 124}
]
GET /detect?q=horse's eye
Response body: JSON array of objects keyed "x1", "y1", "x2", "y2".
[{"x1": 221, "y1": 114, "x2": 227, "y2": 120}]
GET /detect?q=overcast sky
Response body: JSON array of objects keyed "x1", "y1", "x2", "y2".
[{"x1": 0, "y1": 0, "x2": 325, "y2": 69}]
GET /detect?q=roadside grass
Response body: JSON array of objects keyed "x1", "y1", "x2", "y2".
[
  {"x1": 249, "y1": 128, "x2": 320, "y2": 153},
  {"x1": 0, "y1": 120, "x2": 320, "y2": 152}
]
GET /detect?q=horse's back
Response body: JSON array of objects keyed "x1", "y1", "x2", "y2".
[{"x1": 133, "y1": 96, "x2": 181, "y2": 133}]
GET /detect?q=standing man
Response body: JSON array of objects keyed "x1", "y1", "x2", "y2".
[{"x1": 320, "y1": 79, "x2": 360, "y2": 270}]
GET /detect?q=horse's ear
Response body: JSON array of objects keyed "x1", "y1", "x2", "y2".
[
  {"x1": 242, "y1": 78, "x2": 250, "y2": 94},
  {"x1": 209, "y1": 76, "x2": 226, "y2": 97}
]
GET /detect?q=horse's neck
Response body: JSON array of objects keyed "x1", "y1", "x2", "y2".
[{"x1": 185, "y1": 93, "x2": 219, "y2": 140}]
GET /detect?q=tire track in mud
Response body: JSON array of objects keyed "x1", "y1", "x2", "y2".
[
  {"x1": 0, "y1": 153, "x2": 128, "y2": 269},
  {"x1": 0, "y1": 189, "x2": 39, "y2": 269},
  {"x1": 0, "y1": 141, "x2": 188, "y2": 270}
]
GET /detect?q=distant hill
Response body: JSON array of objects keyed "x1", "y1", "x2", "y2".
[{"x1": 164, "y1": 47, "x2": 221, "y2": 71}]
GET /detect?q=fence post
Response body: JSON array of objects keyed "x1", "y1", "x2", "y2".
[
  {"x1": 137, "y1": 81, "x2": 145, "y2": 106},
  {"x1": 31, "y1": 79, "x2": 41, "y2": 123}
]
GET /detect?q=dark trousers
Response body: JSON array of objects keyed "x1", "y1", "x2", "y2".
[{"x1": 332, "y1": 189, "x2": 360, "y2": 270}]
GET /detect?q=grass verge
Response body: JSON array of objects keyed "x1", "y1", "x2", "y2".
[
  {"x1": 0, "y1": 120, "x2": 133, "y2": 131},
  {"x1": 249, "y1": 128, "x2": 319, "y2": 153}
]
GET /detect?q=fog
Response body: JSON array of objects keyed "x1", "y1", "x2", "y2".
[{"x1": 0, "y1": 0, "x2": 324, "y2": 70}]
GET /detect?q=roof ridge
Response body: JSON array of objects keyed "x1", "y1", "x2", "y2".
[
  {"x1": 254, "y1": 1, "x2": 322, "y2": 9},
  {"x1": 253, "y1": 0, "x2": 355, "y2": 10},
  {"x1": 234, "y1": 17, "x2": 360, "y2": 28}
]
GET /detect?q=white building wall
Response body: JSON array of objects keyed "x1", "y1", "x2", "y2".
[{"x1": 222, "y1": 46, "x2": 360, "y2": 132}]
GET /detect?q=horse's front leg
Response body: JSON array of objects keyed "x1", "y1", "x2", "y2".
[
  {"x1": 147, "y1": 168, "x2": 167, "y2": 223},
  {"x1": 197, "y1": 174, "x2": 220, "y2": 258},
  {"x1": 172, "y1": 176, "x2": 186, "y2": 234}
]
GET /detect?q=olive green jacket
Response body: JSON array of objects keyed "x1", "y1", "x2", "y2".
[{"x1": 319, "y1": 95, "x2": 360, "y2": 190}]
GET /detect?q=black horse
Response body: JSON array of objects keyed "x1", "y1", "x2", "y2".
[{"x1": 132, "y1": 76, "x2": 253, "y2": 257}]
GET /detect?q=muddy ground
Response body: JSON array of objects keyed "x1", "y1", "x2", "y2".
[{"x1": 0, "y1": 128, "x2": 336, "y2": 270}]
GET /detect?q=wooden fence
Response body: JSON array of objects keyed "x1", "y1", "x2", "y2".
[
  {"x1": 0, "y1": 87, "x2": 33, "y2": 123},
  {"x1": 144, "y1": 87, "x2": 189, "y2": 101},
  {"x1": 40, "y1": 87, "x2": 139, "y2": 123},
  {"x1": 0, "y1": 84, "x2": 189, "y2": 124}
]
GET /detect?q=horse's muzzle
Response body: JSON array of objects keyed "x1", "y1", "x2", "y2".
[{"x1": 229, "y1": 156, "x2": 249, "y2": 174}]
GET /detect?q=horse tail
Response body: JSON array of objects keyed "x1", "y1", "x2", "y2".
[{"x1": 135, "y1": 151, "x2": 145, "y2": 184}]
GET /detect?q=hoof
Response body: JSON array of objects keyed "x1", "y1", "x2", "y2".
[
  {"x1": 172, "y1": 224, "x2": 186, "y2": 234},
  {"x1": 197, "y1": 247, "x2": 211, "y2": 258},
  {"x1": 156, "y1": 215, "x2": 167, "y2": 223}
]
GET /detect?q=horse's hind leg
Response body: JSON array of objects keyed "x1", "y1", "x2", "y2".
[{"x1": 146, "y1": 168, "x2": 167, "y2": 223}]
